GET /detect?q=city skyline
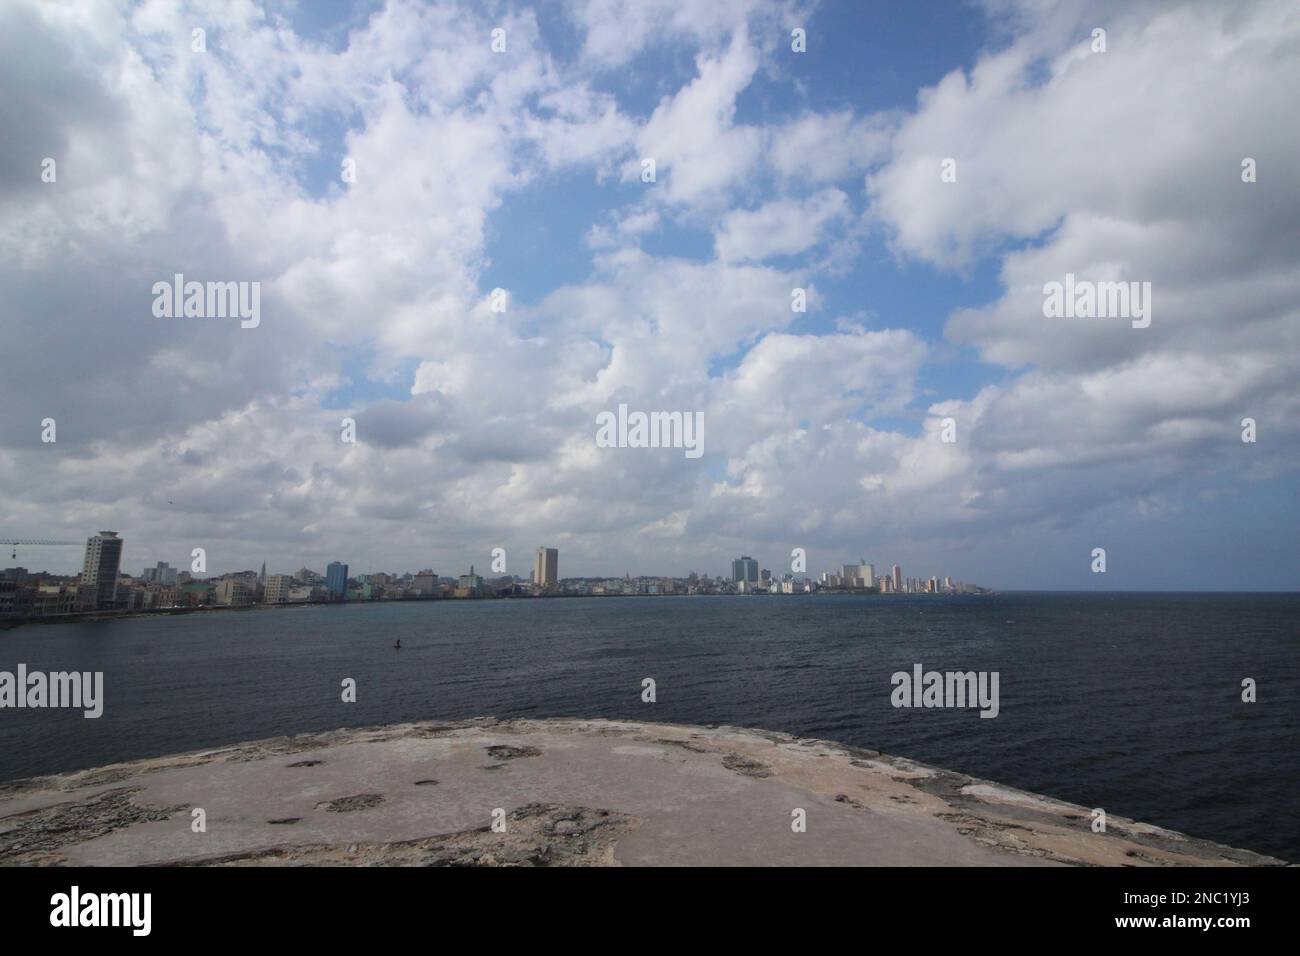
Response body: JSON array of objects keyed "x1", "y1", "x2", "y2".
[
  {"x1": 3, "y1": 530, "x2": 986, "y2": 617},
  {"x1": 3, "y1": 527, "x2": 1295, "y2": 592},
  {"x1": 2, "y1": 0, "x2": 1297, "y2": 591},
  {"x1": 5, "y1": 533, "x2": 971, "y2": 591}
]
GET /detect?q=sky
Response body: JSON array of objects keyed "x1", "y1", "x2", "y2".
[{"x1": 0, "y1": 0, "x2": 1297, "y2": 590}]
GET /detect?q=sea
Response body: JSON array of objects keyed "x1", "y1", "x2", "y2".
[{"x1": 1, "y1": 592, "x2": 1296, "y2": 862}]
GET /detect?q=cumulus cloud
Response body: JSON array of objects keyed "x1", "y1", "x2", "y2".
[
  {"x1": 630, "y1": 30, "x2": 764, "y2": 207},
  {"x1": 0, "y1": 0, "x2": 1295, "y2": 589},
  {"x1": 860, "y1": 0, "x2": 1300, "y2": 540},
  {"x1": 714, "y1": 188, "x2": 849, "y2": 262}
]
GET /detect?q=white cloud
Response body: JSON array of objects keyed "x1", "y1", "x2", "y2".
[
  {"x1": 1, "y1": 0, "x2": 1295, "y2": 589},
  {"x1": 769, "y1": 110, "x2": 893, "y2": 184},
  {"x1": 714, "y1": 188, "x2": 849, "y2": 262},
  {"x1": 631, "y1": 30, "x2": 764, "y2": 207}
]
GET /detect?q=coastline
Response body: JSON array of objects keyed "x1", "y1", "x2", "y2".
[
  {"x1": 0, "y1": 717, "x2": 1287, "y2": 867},
  {"x1": 0, "y1": 589, "x2": 982, "y2": 630}
]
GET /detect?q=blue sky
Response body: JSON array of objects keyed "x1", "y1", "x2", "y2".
[{"x1": 2, "y1": 0, "x2": 1297, "y2": 589}]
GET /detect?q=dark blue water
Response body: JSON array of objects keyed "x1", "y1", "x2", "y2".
[{"x1": 1, "y1": 593, "x2": 1296, "y2": 861}]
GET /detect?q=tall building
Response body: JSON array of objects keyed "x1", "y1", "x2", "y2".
[
  {"x1": 142, "y1": 561, "x2": 177, "y2": 586},
  {"x1": 732, "y1": 555, "x2": 758, "y2": 585},
  {"x1": 534, "y1": 547, "x2": 558, "y2": 589},
  {"x1": 81, "y1": 531, "x2": 124, "y2": 609},
  {"x1": 264, "y1": 575, "x2": 292, "y2": 604},
  {"x1": 893, "y1": 565, "x2": 902, "y2": 592},
  {"x1": 326, "y1": 561, "x2": 348, "y2": 600},
  {"x1": 457, "y1": 565, "x2": 484, "y2": 597},
  {"x1": 841, "y1": 561, "x2": 872, "y2": 588}
]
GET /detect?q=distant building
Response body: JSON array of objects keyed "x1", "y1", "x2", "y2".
[
  {"x1": 141, "y1": 586, "x2": 178, "y2": 609},
  {"x1": 326, "y1": 561, "x2": 348, "y2": 601},
  {"x1": 264, "y1": 575, "x2": 293, "y2": 604},
  {"x1": 534, "y1": 548, "x2": 559, "y2": 590},
  {"x1": 892, "y1": 565, "x2": 902, "y2": 592},
  {"x1": 841, "y1": 561, "x2": 872, "y2": 589},
  {"x1": 456, "y1": 565, "x2": 484, "y2": 597},
  {"x1": 732, "y1": 556, "x2": 758, "y2": 585},
  {"x1": 35, "y1": 583, "x2": 79, "y2": 615},
  {"x1": 81, "y1": 532, "x2": 124, "y2": 609},
  {"x1": 412, "y1": 569, "x2": 437, "y2": 595},
  {"x1": 141, "y1": 562, "x2": 177, "y2": 587},
  {"x1": 215, "y1": 578, "x2": 255, "y2": 606},
  {"x1": 178, "y1": 581, "x2": 214, "y2": 606}
]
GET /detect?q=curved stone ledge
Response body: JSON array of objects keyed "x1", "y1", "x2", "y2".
[{"x1": 0, "y1": 718, "x2": 1287, "y2": 867}]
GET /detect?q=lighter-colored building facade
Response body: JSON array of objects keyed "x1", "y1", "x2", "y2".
[
  {"x1": 216, "y1": 578, "x2": 255, "y2": 606},
  {"x1": 264, "y1": 574, "x2": 293, "y2": 604},
  {"x1": 535, "y1": 547, "x2": 558, "y2": 589},
  {"x1": 81, "y1": 531, "x2": 124, "y2": 609}
]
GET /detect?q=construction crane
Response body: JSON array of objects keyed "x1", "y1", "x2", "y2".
[{"x1": 0, "y1": 539, "x2": 82, "y2": 561}]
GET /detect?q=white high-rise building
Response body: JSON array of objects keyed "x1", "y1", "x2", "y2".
[
  {"x1": 535, "y1": 547, "x2": 559, "y2": 589},
  {"x1": 842, "y1": 560, "x2": 872, "y2": 588},
  {"x1": 82, "y1": 531, "x2": 124, "y2": 609}
]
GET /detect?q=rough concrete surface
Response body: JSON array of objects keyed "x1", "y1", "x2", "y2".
[{"x1": 0, "y1": 718, "x2": 1286, "y2": 867}]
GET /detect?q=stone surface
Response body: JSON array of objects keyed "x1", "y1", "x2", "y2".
[{"x1": 0, "y1": 718, "x2": 1286, "y2": 867}]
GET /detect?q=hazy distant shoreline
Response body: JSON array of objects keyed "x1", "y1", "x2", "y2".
[
  {"x1": 10, "y1": 587, "x2": 1300, "y2": 631},
  {"x1": 0, "y1": 588, "x2": 981, "y2": 630}
]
